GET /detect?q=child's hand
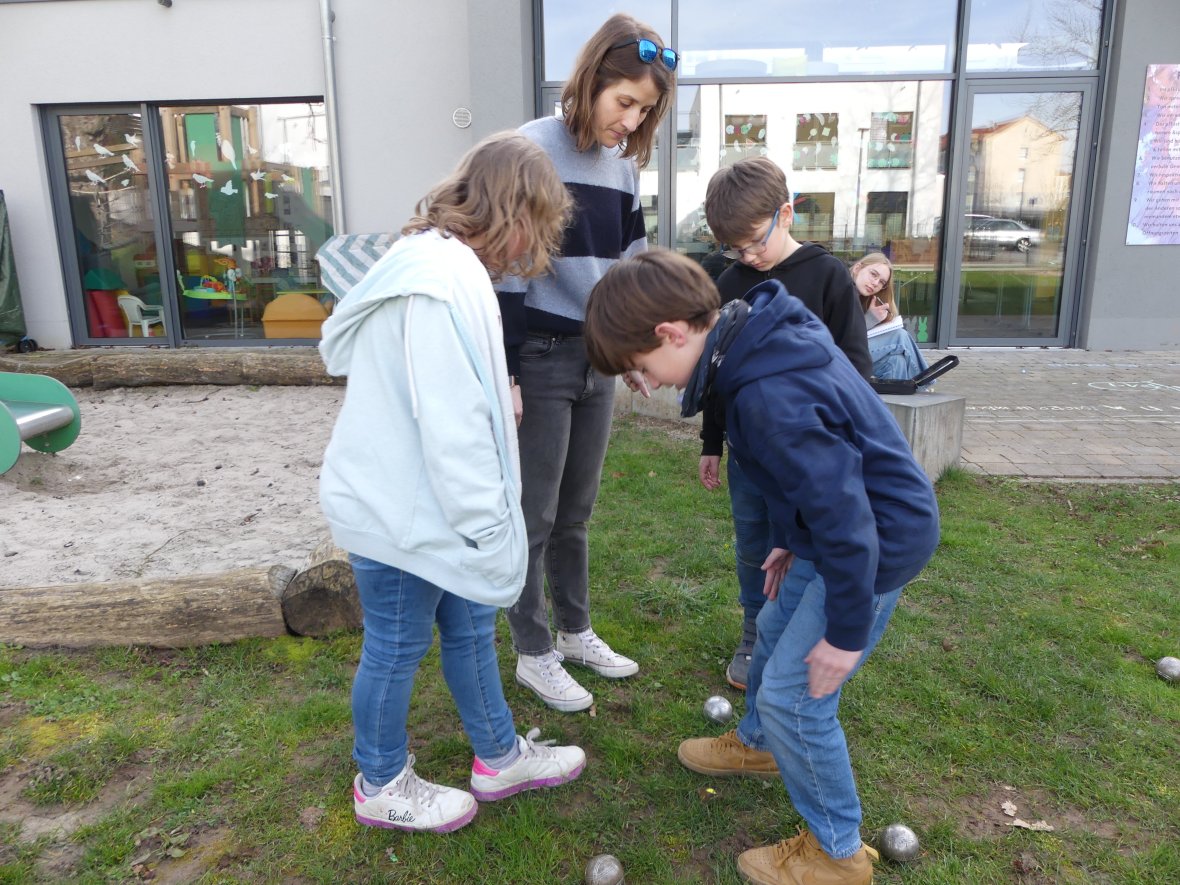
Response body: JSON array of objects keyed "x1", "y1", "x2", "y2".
[
  {"x1": 804, "y1": 639, "x2": 863, "y2": 698},
  {"x1": 511, "y1": 385, "x2": 523, "y2": 427},
  {"x1": 698, "y1": 455, "x2": 721, "y2": 490},
  {"x1": 623, "y1": 369, "x2": 651, "y2": 398},
  {"x1": 761, "y1": 547, "x2": 794, "y2": 600},
  {"x1": 867, "y1": 297, "x2": 890, "y2": 324}
]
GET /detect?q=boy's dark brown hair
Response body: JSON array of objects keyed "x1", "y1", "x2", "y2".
[
  {"x1": 584, "y1": 249, "x2": 720, "y2": 376},
  {"x1": 704, "y1": 156, "x2": 790, "y2": 247},
  {"x1": 561, "y1": 13, "x2": 675, "y2": 168}
]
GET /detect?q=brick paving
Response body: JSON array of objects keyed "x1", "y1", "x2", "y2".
[{"x1": 926, "y1": 349, "x2": 1180, "y2": 481}]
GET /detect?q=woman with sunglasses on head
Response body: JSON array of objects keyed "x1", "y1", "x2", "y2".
[
  {"x1": 496, "y1": 13, "x2": 676, "y2": 712},
  {"x1": 850, "y1": 251, "x2": 928, "y2": 381}
]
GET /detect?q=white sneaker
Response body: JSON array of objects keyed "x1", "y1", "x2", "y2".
[
  {"x1": 470, "y1": 728, "x2": 586, "y2": 801},
  {"x1": 556, "y1": 628, "x2": 639, "y2": 678},
  {"x1": 353, "y1": 755, "x2": 478, "y2": 833},
  {"x1": 515, "y1": 651, "x2": 593, "y2": 712}
]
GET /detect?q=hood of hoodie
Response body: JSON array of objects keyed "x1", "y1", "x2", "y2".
[
  {"x1": 319, "y1": 229, "x2": 474, "y2": 378},
  {"x1": 713, "y1": 279, "x2": 837, "y2": 400},
  {"x1": 723, "y1": 241, "x2": 835, "y2": 287}
]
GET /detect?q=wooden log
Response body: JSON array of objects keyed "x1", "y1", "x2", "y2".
[
  {"x1": 281, "y1": 538, "x2": 361, "y2": 637},
  {"x1": 91, "y1": 352, "x2": 248, "y2": 388},
  {"x1": 0, "y1": 567, "x2": 290, "y2": 649}
]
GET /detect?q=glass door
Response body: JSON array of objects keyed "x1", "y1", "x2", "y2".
[
  {"x1": 47, "y1": 101, "x2": 335, "y2": 346},
  {"x1": 944, "y1": 82, "x2": 1095, "y2": 344},
  {"x1": 160, "y1": 102, "x2": 335, "y2": 342},
  {"x1": 52, "y1": 110, "x2": 168, "y2": 343}
]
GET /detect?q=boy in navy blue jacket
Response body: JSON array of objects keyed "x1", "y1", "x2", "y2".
[{"x1": 583, "y1": 249, "x2": 940, "y2": 885}]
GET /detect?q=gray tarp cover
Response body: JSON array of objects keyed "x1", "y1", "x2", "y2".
[{"x1": 0, "y1": 191, "x2": 28, "y2": 344}]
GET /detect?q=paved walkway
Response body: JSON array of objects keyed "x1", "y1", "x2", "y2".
[{"x1": 926, "y1": 349, "x2": 1180, "y2": 481}]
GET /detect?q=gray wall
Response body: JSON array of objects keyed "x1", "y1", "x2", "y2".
[
  {"x1": 0, "y1": 0, "x2": 532, "y2": 349},
  {"x1": 1081, "y1": 0, "x2": 1180, "y2": 349}
]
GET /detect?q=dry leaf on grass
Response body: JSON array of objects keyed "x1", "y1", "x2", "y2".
[{"x1": 1008, "y1": 818, "x2": 1055, "y2": 832}]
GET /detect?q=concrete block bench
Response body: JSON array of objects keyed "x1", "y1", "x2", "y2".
[
  {"x1": 879, "y1": 391, "x2": 966, "y2": 481},
  {"x1": 613, "y1": 378, "x2": 964, "y2": 482}
]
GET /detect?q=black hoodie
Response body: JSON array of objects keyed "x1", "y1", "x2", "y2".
[{"x1": 702, "y1": 242, "x2": 872, "y2": 456}]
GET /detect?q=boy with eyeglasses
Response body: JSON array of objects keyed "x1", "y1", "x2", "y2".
[
  {"x1": 701, "y1": 156, "x2": 873, "y2": 693},
  {"x1": 582, "y1": 249, "x2": 940, "y2": 885}
]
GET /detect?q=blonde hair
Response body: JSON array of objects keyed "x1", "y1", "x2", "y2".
[
  {"x1": 560, "y1": 13, "x2": 675, "y2": 168},
  {"x1": 402, "y1": 131, "x2": 571, "y2": 281},
  {"x1": 851, "y1": 252, "x2": 898, "y2": 322},
  {"x1": 585, "y1": 249, "x2": 719, "y2": 376}
]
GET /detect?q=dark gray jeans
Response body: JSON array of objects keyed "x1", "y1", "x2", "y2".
[{"x1": 507, "y1": 332, "x2": 615, "y2": 655}]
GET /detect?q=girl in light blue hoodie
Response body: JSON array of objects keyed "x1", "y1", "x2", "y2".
[{"x1": 318, "y1": 132, "x2": 584, "y2": 834}]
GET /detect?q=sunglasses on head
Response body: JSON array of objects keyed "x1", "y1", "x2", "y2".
[{"x1": 611, "y1": 38, "x2": 679, "y2": 71}]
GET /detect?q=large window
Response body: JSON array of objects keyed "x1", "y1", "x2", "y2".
[
  {"x1": 967, "y1": 0, "x2": 1103, "y2": 71},
  {"x1": 545, "y1": 1, "x2": 1105, "y2": 349},
  {"x1": 53, "y1": 101, "x2": 334, "y2": 345},
  {"x1": 677, "y1": 0, "x2": 958, "y2": 76},
  {"x1": 674, "y1": 81, "x2": 951, "y2": 335}
]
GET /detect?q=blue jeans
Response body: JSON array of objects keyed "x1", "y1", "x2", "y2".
[
  {"x1": 728, "y1": 454, "x2": 773, "y2": 620},
  {"x1": 350, "y1": 555, "x2": 518, "y2": 785},
  {"x1": 507, "y1": 333, "x2": 615, "y2": 654},
  {"x1": 868, "y1": 328, "x2": 928, "y2": 381},
  {"x1": 735, "y1": 558, "x2": 902, "y2": 859}
]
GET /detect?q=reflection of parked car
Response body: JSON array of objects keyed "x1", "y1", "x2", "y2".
[
  {"x1": 934, "y1": 213, "x2": 992, "y2": 235},
  {"x1": 964, "y1": 218, "x2": 1041, "y2": 253}
]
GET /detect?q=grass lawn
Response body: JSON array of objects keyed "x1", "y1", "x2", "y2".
[{"x1": 1, "y1": 415, "x2": 1177, "y2": 884}]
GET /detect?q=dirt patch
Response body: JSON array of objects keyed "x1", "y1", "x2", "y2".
[
  {"x1": 910, "y1": 781, "x2": 1133, "y2": 847},
  {"x1": 0, "y1": 755, "x2": 154, "y2": 883}
]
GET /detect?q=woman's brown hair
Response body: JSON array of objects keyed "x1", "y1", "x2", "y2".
[
  {"x1": 851, "y1": 252, "x2": 898, "y2": 322},
  {"x1": 560, "y1": 13, "x2": 675, "y2": 168},
  {"x1": 403, "y1": 131, "x2": 571, "y2": 281}
]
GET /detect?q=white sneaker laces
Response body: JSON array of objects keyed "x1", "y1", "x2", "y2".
[
  {"x1": 537, "y1": 651, "x2": 577, "y2": 689},
  {"x1": 521, "y1": 726, "x2": 558, "y2": 754},
  {"x1": 575, "y1": 629, "x2": 625, "y2": 664},
  {"x1": 389, "y1": 754, "x2": 441, "y2": 804}
]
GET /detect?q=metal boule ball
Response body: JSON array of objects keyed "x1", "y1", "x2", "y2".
[
  {"x1": 703, "y1": 695, "x2": 734, "y2": 723},
  {"x1": 878, "y1": 823, "x2": 921, "y2": 862},
  {"x1": 1157, "y1": 656, "x2": 1180, "y2": 682},
  {"x1": 585, "y1": 853, "x2": 625, "y2": 885}
]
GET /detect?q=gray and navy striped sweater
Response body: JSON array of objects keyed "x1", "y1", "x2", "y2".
[{"x1": 496, "y1": 114, "x2": 647, "y2": 375}]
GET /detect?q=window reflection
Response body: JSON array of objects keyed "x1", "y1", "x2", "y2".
[
  {"x1": 956, "y1": 91, "x2": 1082, "y2": 339},
  {"x1": 59, "y1": 113, "x2": 162, "y2": 341},
  {"x1": 678, "y1": 0, "x2": 957, "y2": 75},
  {"x1": 967, "y1": 0, "x2": 1102, "y2": 71},
  {"x1": 161, "y1": 102, "x2": 334, "y2": 341},
  {"x1": 674, "y1": 81, "x2": 950, "y2": 341},
  {"x1": 542, "y1": 0, "x2": 672, "y2": 82}
]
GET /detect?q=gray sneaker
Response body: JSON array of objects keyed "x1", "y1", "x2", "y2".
[
  {"x1": 726, "y1": 612, "x2": 758, "y2": 690},
  {"x1": 726, "y1": 644, "x2": 753, "y2": 691}
]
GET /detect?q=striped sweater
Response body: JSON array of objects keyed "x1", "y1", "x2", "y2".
[{"x1": 497, "y1": 114, "x2": 647, "y2": 374}]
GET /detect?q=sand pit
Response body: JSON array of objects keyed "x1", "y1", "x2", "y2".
[{"x1": 0, "y1": 385, "x2": 344, "y2": 589}]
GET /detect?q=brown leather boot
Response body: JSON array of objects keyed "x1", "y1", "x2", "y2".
[
  {"x1": 737, "y1": 830, "x2": 878, "y2": 885},
  {"x1": 677, "y1": 730, "x2": 780, "y2": 780}
]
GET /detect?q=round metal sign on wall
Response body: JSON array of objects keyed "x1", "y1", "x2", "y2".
[{"x1": 452, "y1": 107, "x2": 473, "y2": 129}]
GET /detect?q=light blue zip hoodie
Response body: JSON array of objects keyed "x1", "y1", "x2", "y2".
[{"x1": 318, "y1": 229, "x2": 526, "y2": 607}]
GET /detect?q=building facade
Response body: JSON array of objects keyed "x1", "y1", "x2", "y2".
[{"x1": 0, "y1": 0, "x2": 1176, "y2": 351}]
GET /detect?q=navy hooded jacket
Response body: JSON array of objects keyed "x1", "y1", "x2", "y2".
[{"x1": 711, "y1": 280, "x2": 941, "y2": 651}]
